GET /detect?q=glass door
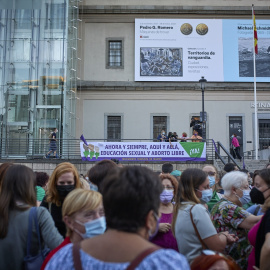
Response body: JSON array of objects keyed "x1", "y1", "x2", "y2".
[{"x1": 34, "y1": 106, "x2": 61, "y2": 156}]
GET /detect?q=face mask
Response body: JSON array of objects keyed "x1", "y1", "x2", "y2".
[
  {"x1": 208, "y1": 176, "x2": 216, "y2": 188},
  {"x1": 197, "y1": 189, "x2": 213, "y2": 203},
  {"x1": 149, "y1": 213, "x2": 160, "y2": 240},
  {"x1": 160, "y1": 189, "x2": 174, "y2": 204},
  {"x1": 239, "y1": 189, "x2": 251, "y2": 205},
  {"x1": 75, "y1": 216, "x2": 106, "y2": 239},
  {"x1": 250, "y1": 187, "x2": 270, "y2": 204},
  {"x1": 56, "y1": 185, "x2": 75, "y2": 198},
  {"x1": 194, "y1": 133, "x2": 198, "y2": 136},
  {"x1": 162, "y1": 132, "x2": 165, "y2": 135}
]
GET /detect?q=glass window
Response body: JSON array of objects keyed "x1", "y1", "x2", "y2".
[
  {"x1": 14, "y1": 9, "x2": 32, "y2": 29},
  {"x1": 259, "y1": 119, "x2": 270, "y2": 150},
  {"x1": 45, "y1": 3, "x2": 66, "y2": 29},
  {"x1": 106, "y1": 38, "x2": 124, "y2": 69},
  {"x1": 7, "y1": 94, "x2": 29, "y2": 122},
  {"x1": 153, "y1": 116, "x2": 167, "y2": 141},
  {"x1": 107, "y1": 116, "x2": 121, "y2": 141}
]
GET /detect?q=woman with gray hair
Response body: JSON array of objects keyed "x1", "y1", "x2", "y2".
[{"x1": 210, "y1": 171, "x2": 262, "y2": 269}]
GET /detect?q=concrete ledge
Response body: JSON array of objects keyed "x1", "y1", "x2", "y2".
[
  {"x1": 0, "y1": 159, "x2": 211, "y2": 175},
  {"x1": 78, "y1": 81, "x2": 270, "y2": 92},
  {"x1": 80, "y1": 5, "x2": 270, "y2": 15}
]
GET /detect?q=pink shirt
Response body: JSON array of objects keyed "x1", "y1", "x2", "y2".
[
  {"x1": 232, "y1": 137, "x2": 240, "y2": 147},
  {"x1": 247, "y1": 219, "x2": 262, "y2": 270}
]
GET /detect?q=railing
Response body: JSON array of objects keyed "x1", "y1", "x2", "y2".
[
  {"x1": 215, "y1": 141, "x2": 241, "y2": 169},
  {"x1": 0, "y1": 138, "x2": 216, "y2": 161}
]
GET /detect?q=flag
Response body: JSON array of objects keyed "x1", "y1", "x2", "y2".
[{"x1": 253, "y1": 9, "x2": 258, "y2": 54}]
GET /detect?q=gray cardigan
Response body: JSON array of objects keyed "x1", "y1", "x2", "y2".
[{"x1": 0, "y1": 206, "x2": 64, "y2": 270}]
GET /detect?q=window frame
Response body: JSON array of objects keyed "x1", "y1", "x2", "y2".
[
  {"x1": 151, "y1": 114, "x2": 170, "y2": 141},
  {"x1": 105, "y1": 38, "x2": 124, "y2": 69},
  {"x1": 105, "y1": 114, "x2": 123, "y2": 142}
]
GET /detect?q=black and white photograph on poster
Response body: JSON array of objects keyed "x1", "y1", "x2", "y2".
[
  {"x1": 140, "y1": 47, "x2": 183, "y2": 77},
  {"x1": 238, "y1": 37, "x2": 270, "y2": 77}
]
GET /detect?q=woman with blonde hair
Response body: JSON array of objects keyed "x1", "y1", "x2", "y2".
[
  {"x1": 41, "y1": 188, "x2": 104, "y2": 269},
  {"x1": 172, "y1": 168, "x2": 237, "y2": 264},
  {"x1": 41, "y1": 162, "x2": 82, "y2": 237}
]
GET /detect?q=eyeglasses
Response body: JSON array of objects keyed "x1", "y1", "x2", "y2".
[{"x1": 162, "y1": 185, "x2": 174, "y2": 190}]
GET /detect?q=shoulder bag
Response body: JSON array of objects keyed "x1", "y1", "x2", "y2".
[
  {"x1": 24, "y1": 207, "x2": 50, "y2": 270},
  {"x1": 190, "y1": 205, "x2": 208, "y2": 250}
]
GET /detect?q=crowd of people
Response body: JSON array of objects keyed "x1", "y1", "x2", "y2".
[
  {"x1": 0, "y1": 159, "x2": 270, "y2": 270},
  {"x1": 157, "y1": 129, "x2": 203, "y2": 143}
]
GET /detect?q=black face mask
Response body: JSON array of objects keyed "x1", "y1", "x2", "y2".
[
  {"x1": 250, "y1": 187, "x2": 270, "y2": 204},
  {"x1": 56, "y1": 185, "x2": 75, "y2": 199}
]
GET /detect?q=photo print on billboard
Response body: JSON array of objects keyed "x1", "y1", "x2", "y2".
[
  {"x1": 238, "y1": 37, "x2": 270, "y2": 77},
  {"x1": 140, "y1": 47, "x2": 183, "y2": 77}
]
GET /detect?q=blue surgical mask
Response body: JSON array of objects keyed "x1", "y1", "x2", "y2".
[
  {"x1": 75, "y1": 216, "x2": 106, "y2": 239},
  {"x1": 197, "y1": 189, "x2": 213, "y2": 203},
  {"x1": 160, "y1": 189, "x2": 174, "y2": 204},
  {"x1": 239, "y1": 189, "x2": 251, "y2": 205},
  {"x1": 208, "y1": 176, "x2": 216, "y2": 188}
]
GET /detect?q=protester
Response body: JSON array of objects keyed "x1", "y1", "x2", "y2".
[
  {"x1": 247, "y1": 169, "x2": 270, "y2": 270},
  {"x1": 45, "y1": 128, "x2": 58, "y2": 158},
  {"x1": 151, "y1": 174, "x2": 178, "y2": 251},
  {"x1": 224, "y1": 163, "x2": 239, "y2": 173},
  {"x1": 0, "y1": 164, "x2": 63, "y2": 270},
  {"x1": 40, "y1": 162, "x2": 82, "y2": 237},
  {"x1": 231, "y1": 134, "x2": 242, "y2": 161},
  {"x1": 162, "y1": 162, "x2": 173, "y2": 174},
  {"x1": 35, "y1": 171, "x2": 49, "y2": 206},
  {"x1": 190, "y1": 250, "x2": 241, "y2": 270},
  {"x1": 41, "y1": 188, "x2": 104, "y2": 269},
  {"x1": 172, "y1": 168, "x2": 237, "y2": 264},
  {"x1": 211, "y1": 171, "x2": 262, "y2": 269},
  {"x1": 168, "y1": 132, "x2": 178, "y2": 145},
  {"x1": 0, "y1": 162, "x2": 13, "y2": 192},
  {"x1": 180, "y1": 132, "x2": 188, "y2": 142},
  {"x1": 46, "y1": 166, "x2": 190, "y2": 269},
  {"x1": 191, "y1": 130, "x2": 203, "y2": 142},
  {"x1": 202, "y1": 165, "x2": 223, "y2": 211},
  {"x1": 246, "y1": 170, "x2": 264, "y2": 217},
  {"x1": 157, "y1": 130, "x2": 167, "y2": 142},
  {"x1": 171, "y1": 170, "x2": 181, "y2": 181},
  {"x1": 87, "y1": 159, "x2": 118, "y2": 191}
]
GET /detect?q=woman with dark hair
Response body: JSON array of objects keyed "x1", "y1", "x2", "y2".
[
  {"x1": 46, "y1": 166, "x2": 190, "y2": 269},
  {"x1": 35, "y1": 171, "x2": 49, "y2": 206},
  {"x1": 41, "y1": 162, "x2": 82, "y2": 237},
  {"x1": 88, "y1": 159, "x2": 118, "y2": 191},
  {"x1": 0, "y1": 162, "x2": 13, "y2": 191},
  {"x1": 248, "y1": 169, "x2": 270, "y2": 270},
  {"x1": 0, "y1": 164, "x2": 63, "y2": 269},
  {"x1": 172, "y1": 168, "x2": 237, "y2": 264},
  {"x1": 151, "y1": 174, "x2": 178, "y2": 251}
]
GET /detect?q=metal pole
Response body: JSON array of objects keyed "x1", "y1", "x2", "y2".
[{"x1": 202, "y1": 88, "x2": 205, "y2": 139}]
